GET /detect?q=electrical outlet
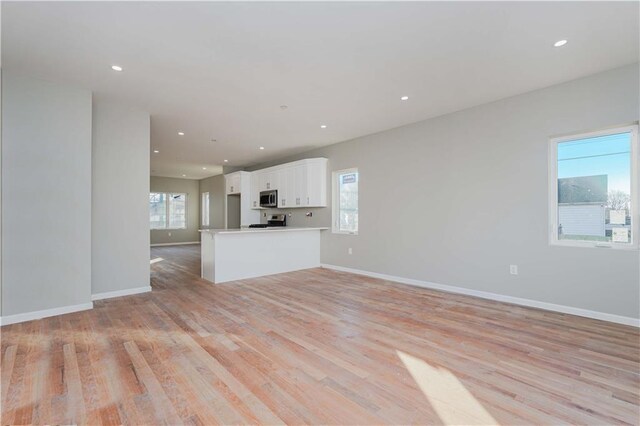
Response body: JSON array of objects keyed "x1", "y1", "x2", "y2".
[
  {"x1": 348, "y1": 248, "x2": 353, "y2": 255},
  {"x1": 509, "y1": 265, "x2": 518, "y2": 275}
]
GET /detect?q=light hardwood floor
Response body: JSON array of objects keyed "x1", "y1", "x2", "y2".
[{"x1": 1, "y1": 244, "x2": 638, "y2": 425}]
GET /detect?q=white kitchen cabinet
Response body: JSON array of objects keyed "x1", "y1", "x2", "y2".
[
  {"x1": 278, "y1": 166, "x2": 296, "y2": 208},
  {"x1": 306, "y1": 159, "x2": 327, "y2": 207},
  {"x1": 249, "y1": 158, "x2": 327, "y2": 209},
  {"x1": 225, "y1": 172, "x2": 241, "y2": 195},
  {"x1": 262, "y1": 169, "x2": 280, "y2": 191},
  {"x1": 224, "y1": 171, "x2": 259, "y2": 227},
  {"x1": 293, "y1": 164, "x2": 307, "y2": 207},
  {"x1": 250, "y1": 171, "x2": 262, "y2": 209}
]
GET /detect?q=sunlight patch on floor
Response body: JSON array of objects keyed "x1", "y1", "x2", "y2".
[
  {"x1": 150, "y1": 257, "x2": 164, "y2": 264},
  {"x1": 397, "y1": 350, "x2": 498, "y2": 425}
]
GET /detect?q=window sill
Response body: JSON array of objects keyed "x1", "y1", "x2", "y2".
[
  {"x1": 332, "y1": 230, "x2": 358, "y2": 235},
  {"x1": 550, "y1": 240, "x2": 638, "y2": 250}
]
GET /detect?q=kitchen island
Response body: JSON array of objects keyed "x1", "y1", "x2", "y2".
[{"x1": 199, "y1": 227, "x2": 328, "y2": 283}]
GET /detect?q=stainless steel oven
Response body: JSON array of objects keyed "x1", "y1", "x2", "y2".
[{"x1": 259, "y1": 190, "x2": 278, "y2": 208}]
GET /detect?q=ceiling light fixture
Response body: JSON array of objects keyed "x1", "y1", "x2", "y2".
[
  {"x1": 153, "y1": 150, "x2": 159, "y2": 153},
  {"x1": 224, "y1": 159, "x2": 229, "y2": 163},
  {"x1": 320, "y1": 125, "x2": 327, "y2": 129},
  {"x1": 202, "y1": 167, "x2": 207, "y2": 170},
  {"x1": 553, "y1": 39, "x2": 568, "y2": 47},
  {"x1": 400, "y1": 96, "x2": 409, "y2": 101},
  {"x1": 111, "y1": 65, "x2": 123, "y2": 72},
  {"x1": 178, "y1": 131, "x2": 185, "y2": 136},
  {"x1": 182, "y1": 174, "x2": 187, "y2": 177},
  {"x1": 259, "y1": 146, "x2": 265, "y2": 150}
]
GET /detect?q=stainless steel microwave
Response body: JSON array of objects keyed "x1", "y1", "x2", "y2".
[{"x1": 259, "y1": 190, "x2": 278, "y2": 208}]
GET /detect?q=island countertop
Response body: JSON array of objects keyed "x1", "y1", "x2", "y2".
[
  {"x1": 199, "y1": 227, "x2": 328, "y2": 235},
  {"x1": 200, "y1": 226, "x2": 325, "y2": 283}
]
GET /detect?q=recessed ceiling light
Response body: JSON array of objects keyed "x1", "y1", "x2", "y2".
[
  {"x1": 554, "y1": 39, "x2": 568, "y2": 47},
  {"x1": 111, "y1": 65, "x2": 123, "y2": 72},
  {"x1": 320, "y1": 125, "x2": 327, "y2": 129},
  {"x1": 202, "y1": 167, "x2": 207, "y2": 170},
  {"x1": 178, "y1": 131, "x2": 185, "y2": 136},
  {"x1": 153, "y1": 150, "x2": 159, "y2": 153},
  {"x1": 223, "y1": 159, "x2": 229, "y2": 163},
  {"x1": 182, "y1": 174, "x2": 187, "y2": 177},
  {"x1": 259, "y1": 146, "x2": 265, "y2": 150},
  {"x1": 400, "y1": 96, "x2": 409, "y2": 101},
  {"x1": 280, "y1": 105, "x2": 288, "y2": 110}
]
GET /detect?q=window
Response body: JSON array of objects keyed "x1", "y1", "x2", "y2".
[
  {"x1": 332, "y1": 168, "x2": 359, "y2": 234},
  {"x1": 201, "y1": 192, "x2": 210, "y2": 227},
  {"x1": 549, "y1": 125, "x2": 638, "y2": 248},
  {"x1": 149, "y1": 192, "x2": 187, "y2": 229}
]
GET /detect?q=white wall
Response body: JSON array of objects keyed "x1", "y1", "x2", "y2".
[
  {"x1": 253, "y1": 64, "x2": 640, "y2": 321},
  {"x1": 1, "y1": 73, "x2": 92, "y2": 318},
  {"x1": 92, "y1": 99, "x2": 150, "y2": 297}
]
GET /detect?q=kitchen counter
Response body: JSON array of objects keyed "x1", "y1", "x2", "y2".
[
  {"x1": 199, "y1": 226, "x2": 327, "y2": 283},
  {"x1": 199, "y1": 226, "x2": 328, "y2": 235}
]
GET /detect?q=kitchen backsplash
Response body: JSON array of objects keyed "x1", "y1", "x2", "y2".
[{"x1": 262, "y1": 207, "x2": 329, "y2": 228}]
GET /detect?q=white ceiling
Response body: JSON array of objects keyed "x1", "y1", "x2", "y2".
[{"x1": 3, "y1": 1, "x2": 638, "y2": 179}]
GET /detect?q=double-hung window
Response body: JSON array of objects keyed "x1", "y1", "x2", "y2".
[
  {"x1": 201, "y1": 192, "x2": 210, "y2": 227},
  {"x1": 332, "y1": 168, "x2": 359, "y2": 234},
  {"x1": 150, "y1": 192, "x2": 187, "y2": 230},
  {"x1": 549, "y1": 125, "x2": 638, "y2": 249}
]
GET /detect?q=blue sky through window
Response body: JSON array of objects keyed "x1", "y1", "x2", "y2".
[{"x1": 557, "y1": 132, "x2": 631, "y2": 194}]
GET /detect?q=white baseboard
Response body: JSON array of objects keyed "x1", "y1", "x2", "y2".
[
  {"x1": 0, "y1": 302, "x2": 94, "y2": 326},
  {"x1": 151, "y1": 241, "x2": 200, "y2": 247},
  {"x1": 321, "y1": 264, "x2": 640, "y2": 327},
  {"x1": 92, "y1": 286, "x2": 152, "y2": 301}
]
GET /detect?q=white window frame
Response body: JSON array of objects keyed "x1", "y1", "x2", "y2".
[
  {"x1": 201, "y1": 192, "x2": 210, "y2": 227},
  {"x1": 150, "y1": 192, "x2": 188, "y2": 230},
  {"x1": 332, "y1": 168, "x2": 359, "y2": 235},
  {"x1": 548, "y1": 124, "x2": 638, "y2": 250}
]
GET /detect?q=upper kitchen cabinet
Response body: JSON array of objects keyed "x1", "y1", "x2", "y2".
[
  {"x1": 250, "y1": 158, "x2": 328, "y2": 209},
  {"x1": 225, "y1": 172, "x2": 242, "y2": 195},
  {"x1": 250, "y1": 171, "x2": 262, "y2": 209},
  {"x1": 305, "y1": 159, "x2": 327, "y2": 207}
]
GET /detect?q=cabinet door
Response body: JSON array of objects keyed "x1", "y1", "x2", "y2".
[
  {"x1": 250, "y1": 172, "x2": 262, "y2": 209},
  {"x1": 294, "y1": 164, "x2": 308, "y2": 207},
  {"x1": 226, "y1": 173, "x2": 240, "y2": 194},
  {"x1": 263, "y1": 170, "x2": 280, "y2": 191},
  {"x1": 306, "y1": 159, "x2": 327, "y2": 206},
  {"x1": 277, "y1": 167, "x2": 295, "y2": 208},
  {"x1": 236, "y1": 174, "x2": 243, "y2": 194}
]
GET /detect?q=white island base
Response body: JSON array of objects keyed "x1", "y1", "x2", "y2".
[{"x1": 200, "y1": 227, "x2": 327, "y2": 284}]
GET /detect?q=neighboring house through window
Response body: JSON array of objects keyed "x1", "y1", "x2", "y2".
[{"x1": 549, "y1": 125, "x2": 638, "y2": 248}]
